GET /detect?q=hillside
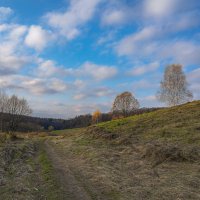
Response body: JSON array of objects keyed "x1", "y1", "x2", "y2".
[
  {"x1": 91, "y1": 100, "x2": 200, "y2": 145},
  {"x1": 1, "y1": 101, "x2": 200, "y2": 200},
  {"x1": 50, "y1": 101, "x2": 200, "y2": 199}
]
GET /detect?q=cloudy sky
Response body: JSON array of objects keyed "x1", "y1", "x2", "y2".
[{"x1": 0, "y1": 0, "x2": 200, "y2": 118}]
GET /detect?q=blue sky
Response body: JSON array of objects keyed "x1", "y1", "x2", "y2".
[{"x1": 0, "y1": 0, "x2": 200, "y2": 118}]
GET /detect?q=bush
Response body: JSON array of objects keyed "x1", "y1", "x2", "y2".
[{"x1": 0, "y1": 133, "x2": 6, "y2": 143}]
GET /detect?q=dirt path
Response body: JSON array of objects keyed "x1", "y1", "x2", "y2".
[{"x1": 44, "y1": 140, "x2": 93, "y2": 200}]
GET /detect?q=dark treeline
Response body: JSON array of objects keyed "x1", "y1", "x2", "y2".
[{"x1": 0, "y1": 107, "x2": 162, "y2": 132}]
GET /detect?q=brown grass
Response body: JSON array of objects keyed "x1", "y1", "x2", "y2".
[{"x1": 50, "y1": 101, "x2": 200, "y2": 199}]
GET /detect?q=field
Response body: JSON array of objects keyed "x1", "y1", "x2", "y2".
[{"x1": 0, "y1": 101, "x2": 200, "y2": 199}]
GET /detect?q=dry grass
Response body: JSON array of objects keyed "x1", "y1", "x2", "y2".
[
  {"x1": 48, "y1": 129, "x2": 200, "y2": 199},
  {"x1": 1, "y1": 101, "x2": 200, "y2": 199},
  {"x1": 0, "y1": 133, "x2": 6, "y2": 144},
  {"x1": 0, "y1": 139, "x2": 64, "y2": 200},
  {"x1": 51, "y1": 101, "x2": 200, "y2": 199}
]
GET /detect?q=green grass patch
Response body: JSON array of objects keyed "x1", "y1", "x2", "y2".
[
  {"x1": 39, "y1": 150, "x2": 54, "y2": 181},
  {"x1": 93, "y1": 101, "x2": 200, "y2": 144},
  {"x1": 52, "y1": 127, "x2": 84, "y2": 136},
  {"x1": 38, "y1": 148, "x2": 63, "y2": 200}
]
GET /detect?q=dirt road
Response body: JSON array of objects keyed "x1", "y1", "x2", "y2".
[
  {"x1": 1, "y1": 134, "x2": 200, "y2": 200},
  {"x1": 44, "y1": 140, "x2": 93, "y2": 200}
]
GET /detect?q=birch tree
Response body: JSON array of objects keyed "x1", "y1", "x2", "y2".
[{"x1": 157, "y1": 64, "x2": 193, "y2": 106}]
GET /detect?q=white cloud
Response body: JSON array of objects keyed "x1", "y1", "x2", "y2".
[
  {"x1": 0, "y1": 24, "x2": 30, "y2": 74},
  {"x1": 0, "y1": 54, "x2": 28, "y2": 74},
  {"x1": 101, "y1": 9, "x2": 127, "y2": 26},
  {"x1": 114, "y1": 0, "x2": 200, "y2": 63},
  {"x1": 0, "y1": 7, "x2": 13, "y2": 21},
  {"x1": 116, "y1": 24, "x2": 200, "y2": 66},
  {"x1": 44, "y1": 0, "x2": 101, "y2": 40},
  {"x1": 143, "y1": 0, "x2": 180, "y2": 18},
  {"x1": 171, "y1": 12, "x2": 200, "y2": 31},
  {"x1": 187, "y1": 68, "x2": 200, "y2": 99},
  {"x1": 143, "y1": 0, "x2": 200, "y2": 20},
  {"x1": 100, "y1": 0, "x2": 141, "y2": 27},
  {"x1": 74, "y1": 79, "x2": 86, "y2": 89},
  {"x1": 80, "y1": 62, "x2": 118, "y2": 81},
  {"x1": 23, "y1": 78, "x2": 69, "y2": 95},
  {"x1": 36, "y1": 60, "x2": 67, "y2": 77},
  {"x1": 0, "y1": 74, "x2": 69, "y2": 95},
  {"x1": 25, "y1": 25, "x2": 52, "y2": 51},
  {"x1": 188, "y1": 68, "x2": 200, "y2": 81},
  {"x1": 9, "y1": 25, "x2": 27, "y2": 40},
  {"x1": 32, "y1": 100, "x2": 111, "y2": 118},
  {"x1": 73, "y1": 93, "x2": 86, "y2": 100},
  {"x1": 190, "y1": 83, "x2": 200, "y2": 99},
  {"x1": 160, "y1": 41, "x2": 200, "y2": 65},
  {"x1": 97, "y1": 31, "x2": 117, "y2": 45},
  {"x1": 74, "y1": 86, "x2": 114, "y2": 100},
  {"x1": 131, "y1": 79, "x2": 159, "y2": 91},
  {"x1": 141, "y1": 95, "x2": 157, "y2": 101},
  {"x1": 50, "y1": 79, "x2": 69, "y2": 92},
  {"x1": 139, "y1": 95, "x2": 163, "y2": 107},
  {"x1": 0, "y1": 24, "x2": 27, "y2": 50},
  {"x1": 72, "y1": 102, "x2": 110, "y2": 114},
  {"x1": 115, "y1": 26, "x2": 158, "y2": 56},
  {"x1": 3, "y1": 75, "x2": 70, "y2": 95},
  {"x1": 129, "y1": 62, "x2": 160, "y2": 76},
  {"x1": 35, "y1": 60, "x2": 118, "y2": 82}
]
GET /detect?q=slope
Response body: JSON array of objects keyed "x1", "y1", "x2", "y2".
[{"x1": 48, "y1": 101, "x2": 200, "y2": 199}]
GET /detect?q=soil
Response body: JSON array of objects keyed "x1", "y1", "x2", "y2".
[{"x1": 44, "y1": 140, "x2": 93, "y2": 200}]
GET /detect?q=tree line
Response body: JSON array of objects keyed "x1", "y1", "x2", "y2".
[
  {"x1": 0, "y1": 64, "x2": 193, "y2": 132},
  {"x1": 92, "y1": 64, "x2": 193, "y2": 123}
]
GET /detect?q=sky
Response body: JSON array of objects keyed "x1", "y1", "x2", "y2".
[{"x1": 0, "y1": 0, "x2": 200, "y2": 118}]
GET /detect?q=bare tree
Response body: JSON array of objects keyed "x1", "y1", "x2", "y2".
[
  {"x1": 0, "y1": 90, "x2": 8, "y2": 132},
  {"x1": 157, "y1": 64, "x2": 193, "y2": 106},
  {"x1": 112, "y1": 91, "x2": 140, "y2": 117},
  {"x1": 6, "y1": 95, "x2": 32, "y2": 132}
]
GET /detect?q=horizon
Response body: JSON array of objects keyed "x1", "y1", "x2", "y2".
[{"x1": 0, "y1": 0, "x2": 200, "y2": 119}]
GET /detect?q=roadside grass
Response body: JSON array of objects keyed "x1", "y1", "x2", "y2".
[
  {"x1": 52, "y1": 127, "x2": 84, "y2": 136},
  {"x1": 0, "y1": 133, "x2": 6, "y2": 144},
  {"x1": 38, "y1": 147, "x2": 64, "y2": 200},
  {"x1": 0, "y1": 140, "x2": 39, "y2": 199},
  {"x1": 0, "y1": 137, "x2": 65, "y2": 199},
  {"x1": 39, "y1": 150, "x2": 54, "y2": 182}
]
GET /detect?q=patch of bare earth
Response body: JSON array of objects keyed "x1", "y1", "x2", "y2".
[{"x1": 44, "y1": 140, "x2": 93, "y2": 200}]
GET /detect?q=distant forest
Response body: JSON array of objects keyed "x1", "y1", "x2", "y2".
[
  {"x1": 0, "y1": 64, "x2": 193, "y2": 133},
  {"x1": 0, "y1": 107, "x2": 161, "y2": 132}
]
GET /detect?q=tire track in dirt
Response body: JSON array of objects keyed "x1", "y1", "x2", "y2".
[{"x1": 44, "y1": 140, "x2": 93, "y2": 200}]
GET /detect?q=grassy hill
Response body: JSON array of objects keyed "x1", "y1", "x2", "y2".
[
  {"x1": 53, "y1": 101, "x2": 200, "y2": 164},
  {"x1": 50, "y1": 101, "x2": 200, "y2": 199},
  {"x1": 1, "y1": 101, "x2": 200, "y2": 199},
  {"x1": 91, "y1": 100, "x2": 200, "y2": 144}
]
